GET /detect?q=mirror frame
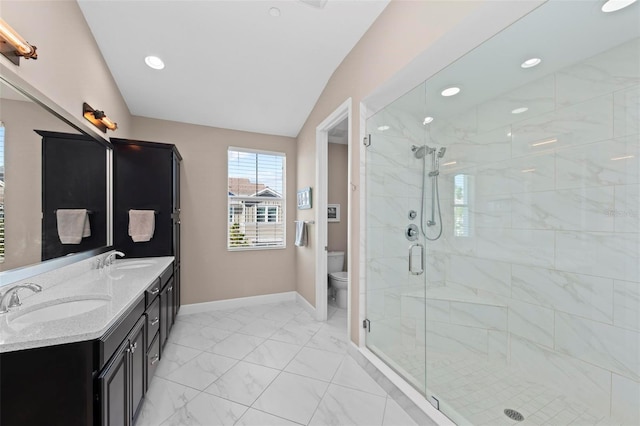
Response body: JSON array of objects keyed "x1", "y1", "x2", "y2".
[{"x1": 0, "y1": 62, "x2": 113, "y2": 286}]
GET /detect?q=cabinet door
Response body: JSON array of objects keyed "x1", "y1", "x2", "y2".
[
  {"x1": 160, "y1": 282, "x2": 170, "y2": 350},
  {"x1": 167, "y1": 277, "x2": 176, "y2": 331},
  {"x1": 174, "y1": 265, "x2": 181, "y2": 316},
  {"x1": 129, "y1": 317, "x2": 147, "y2": 425},
  {"x1": 173, "y1": 151, "x2": 180, "y2": 212},
  {"x1": 98, "y1": 339, "x2": 129, "y2": 426},
  {"x1": 173, "y1": 221, "x2": 181, "y2": 266}
]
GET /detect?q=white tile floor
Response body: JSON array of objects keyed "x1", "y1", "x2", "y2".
[{"x1": 136, "y1": 300, "x2": 419, "y2": 426}]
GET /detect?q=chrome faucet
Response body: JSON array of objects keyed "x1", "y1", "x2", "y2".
[
  {"x1": 0, "y1": 283, "x2": 43, "y2": 314},
  {"x1": 105, "y1": 251, "x2": 125, "y2": 267}
]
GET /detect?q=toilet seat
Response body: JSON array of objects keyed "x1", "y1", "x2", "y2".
[{"x1": 329, "y1": 271, "x2": 348, "y2": 282}]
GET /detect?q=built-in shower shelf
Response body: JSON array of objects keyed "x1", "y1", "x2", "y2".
[{"x1": 404, "y1": 287, "x2": 507, "y2": 308}]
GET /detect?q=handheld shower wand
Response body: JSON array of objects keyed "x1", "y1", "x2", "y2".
[{"x1": 415, "y1": 144, "x2": 446, "y2": 240}]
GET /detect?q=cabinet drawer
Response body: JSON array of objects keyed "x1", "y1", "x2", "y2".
[
  {"x1": 146, "y1": 298, "x2": 160, "y2": 348},
  {"x1": 147, "y1": 332, "x2": 161, "y2": 388},
  {"x1": 97, "y1": 296, "x2": 144, "y2": 370},
  {"x1": 144, "y1": 278, "x2": 161, "y2": 307}
]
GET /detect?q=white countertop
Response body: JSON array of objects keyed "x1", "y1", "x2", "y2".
[{"x1": 0, "y1": 256, "x2": 174, "y2": 353}]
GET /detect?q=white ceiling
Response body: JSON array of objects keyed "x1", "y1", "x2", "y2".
[{"x1": 77, "y1": 0, "x2": 389, "y2": 137}]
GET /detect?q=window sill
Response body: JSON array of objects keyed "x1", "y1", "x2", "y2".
[{"x1": 227, "y1": 245, "x2": 287, "y2": 252}]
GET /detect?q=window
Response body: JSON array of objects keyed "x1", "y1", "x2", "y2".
[
  {"x1": 228, "y1": 148, "x2": 285, "y2": 249},
  {"x1": 453, "y1": 174, "x2": 471, "y2": 237},
  {"x1": 256, "y1": 206, "x2": 279, "y2": 223}
]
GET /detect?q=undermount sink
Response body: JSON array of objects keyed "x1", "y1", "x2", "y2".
[
  {"x1": 9, "y1": 299, "x2": 109, "y2": 329},
  {"x1": 114, "y1": 261, "x2": 155, "y2": 270},
  {"x1": 113, "y1": 260, "x2": 155, "y2": 269}
]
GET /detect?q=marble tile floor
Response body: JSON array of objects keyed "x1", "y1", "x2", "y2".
[
  {"x1": 379, "y1": 346, "x2": 625, "y2": 426},
  {"x1": 136, "y1": 300, "x2": 419, "y2": 426}
]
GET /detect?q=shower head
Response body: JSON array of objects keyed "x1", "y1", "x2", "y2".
[
  {"x1": 412, "y1": 145, "x2": 433, "y2": 159},
  {"x1": 437, "y1": 147, "x2": 447, "y2": 158}
]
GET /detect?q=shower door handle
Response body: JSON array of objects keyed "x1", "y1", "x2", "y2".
[{"x1": 409, "y1": 243, "x2": 424, "y2": 275}]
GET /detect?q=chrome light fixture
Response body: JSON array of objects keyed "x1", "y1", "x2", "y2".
[
  {"x1": 0, "y1": 18, "x2": 37, "y2": 65},
  {"x1": 83, "y1": 102, "x2": 118, "y2": 133}
]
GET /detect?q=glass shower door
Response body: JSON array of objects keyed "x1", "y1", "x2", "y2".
[
  {"x1": 364, "y1": 2, "x2": 640, "y2": 425},
  {"x1": 364, "y1": 83, "x2": 429, "y2": 395}
]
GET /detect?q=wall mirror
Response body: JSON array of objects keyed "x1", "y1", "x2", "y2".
[{"x1": 0, "y1": 68, "x2": 112, "y2": 286}]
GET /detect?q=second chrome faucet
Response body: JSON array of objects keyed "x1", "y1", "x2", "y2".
[
  {"x1": 0, "y1": 283, "x2": 42, "y2": 314},
  {"x1": 97, "y1": 251, "x2": 125, "y2": 269}
]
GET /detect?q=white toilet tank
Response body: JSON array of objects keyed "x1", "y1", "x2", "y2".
[{"x1": 327, "y1": 251, "x2": 345, "y2": 273}]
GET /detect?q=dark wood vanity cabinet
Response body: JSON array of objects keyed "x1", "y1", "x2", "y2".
[
  {"x1": 97, "y1": 264, "x2": 174, "y2": 426},
  {"x1": 0, "y1": 263, "x2": 177, "y2": 426},
  {"x1": 0, "y1": 340, "x2": 95, "y2": 426},
  {"x1": 111, "y1": 138, "x2": 182, "y2": 322},
  {"x1": 98, "y1": 316, "x2": 146, "y2": 426}
]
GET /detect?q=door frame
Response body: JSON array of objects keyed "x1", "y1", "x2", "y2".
[{"x1": 315, "y1": 98, "x2": 352, "y2": 322}]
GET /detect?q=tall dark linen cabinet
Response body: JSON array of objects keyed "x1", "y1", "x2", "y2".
[{"x1": 111, "y1": 138, "x2": 182, "y2": 323}]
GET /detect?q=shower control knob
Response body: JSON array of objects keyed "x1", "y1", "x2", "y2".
[
  {"x1": 408, "y1": 210, "x2": 417, "y2": 220},
  {"x1": 405, "y1": 224, "x2": 419, "y2": 241}
]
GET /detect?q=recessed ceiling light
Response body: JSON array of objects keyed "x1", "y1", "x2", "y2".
[
  {"x1": 602, "y1": 0, "x2": 638, "y2": 12},
  {"x1": 521, "y1": 58, "x2": 542, "y2": 69},
  {"x1": 144, "y1": 55, "x2": 165, "y2": 70},
  {"x1": 441, "y1": 87, "x2": 461, "y2": 97},
  {"x1": 507, "y1": 132, "x2": 512, "y2": 137},
  {"x1": 423, "y1": 116, "x2": 434, "y2": 125},
  {"x1": 512, "y1": 107, "x2": 529, "y2": 114},
  {"x1": 269, "y1": 7, "x2": 281, "y2": 17},
  {"x1": 377, "y1": 125, "x2": 390, "y2": 131}
]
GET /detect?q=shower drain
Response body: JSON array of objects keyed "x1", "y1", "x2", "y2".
[{"x1": 504, "y1": 408, "x2": 525, "y2": 421}]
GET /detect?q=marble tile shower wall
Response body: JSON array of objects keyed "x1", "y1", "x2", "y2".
[{"x1": 365, "y1": 39, "x2": 639, "y2": 423}]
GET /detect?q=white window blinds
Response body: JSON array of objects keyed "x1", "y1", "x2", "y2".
[{"x1": 228, "y1": 148, "x2": 286, "y2": 250}]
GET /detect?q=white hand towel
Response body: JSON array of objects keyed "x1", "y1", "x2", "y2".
[
  {"x1": 128, "y1": 210, "x2": 155, "y2": 242},
  {"x1": 57, "y1": 209, "x2": 90, "y2": 244},
  {"x1": 294, "y1": 221, "x2": 307, "y2": 247}
]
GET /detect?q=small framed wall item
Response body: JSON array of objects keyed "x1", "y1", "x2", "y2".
[
  {"x1": 297, "y1": 187, "x2": 312, "y2": 210},
  {"x1": 328, "y1": 204, "x2": 340, "y2": 222}
]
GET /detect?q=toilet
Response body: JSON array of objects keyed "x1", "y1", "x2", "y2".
[{"x1": 328, "y1": 251, "x2": 348, "y2": 309}]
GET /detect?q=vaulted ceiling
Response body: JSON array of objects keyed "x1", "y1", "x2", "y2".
[{"x1": 78, "y1": 0, "x2": 390, "y2": 137}]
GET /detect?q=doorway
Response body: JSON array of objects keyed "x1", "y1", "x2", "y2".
[{"x1": 314, "y1": 98, "x2": 352, "y2": 329}]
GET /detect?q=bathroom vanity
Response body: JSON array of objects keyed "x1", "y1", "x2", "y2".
[
  {"x1": 0, "y1": 30, "x2": 183, "y2": 426},
  {"x1": 0, "y1": 256, "x2": 177, "y2": 426}
]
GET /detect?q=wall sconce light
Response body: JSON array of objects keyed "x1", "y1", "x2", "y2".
[
  {"x1": 0, "y1": 18, "x2": 37, "y2": 65},
  {"x1": 83, "y1": 102, "x2": 118, "y2": 133}
]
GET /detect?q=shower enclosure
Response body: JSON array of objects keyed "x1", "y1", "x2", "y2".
[{"x1": 364, "y1": 1, "x2": 640, "y2": 425}]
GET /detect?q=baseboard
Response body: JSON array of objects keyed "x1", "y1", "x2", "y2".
[
  {"x1": 296, "y1": 292, "x2": 316, "y2": 316},
  {"x1": 348, "y1": 343, "x2": 455, "y2": 426},
  {"x1": 180, "y1": 291, "x2": 297, "y2": 315}
]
